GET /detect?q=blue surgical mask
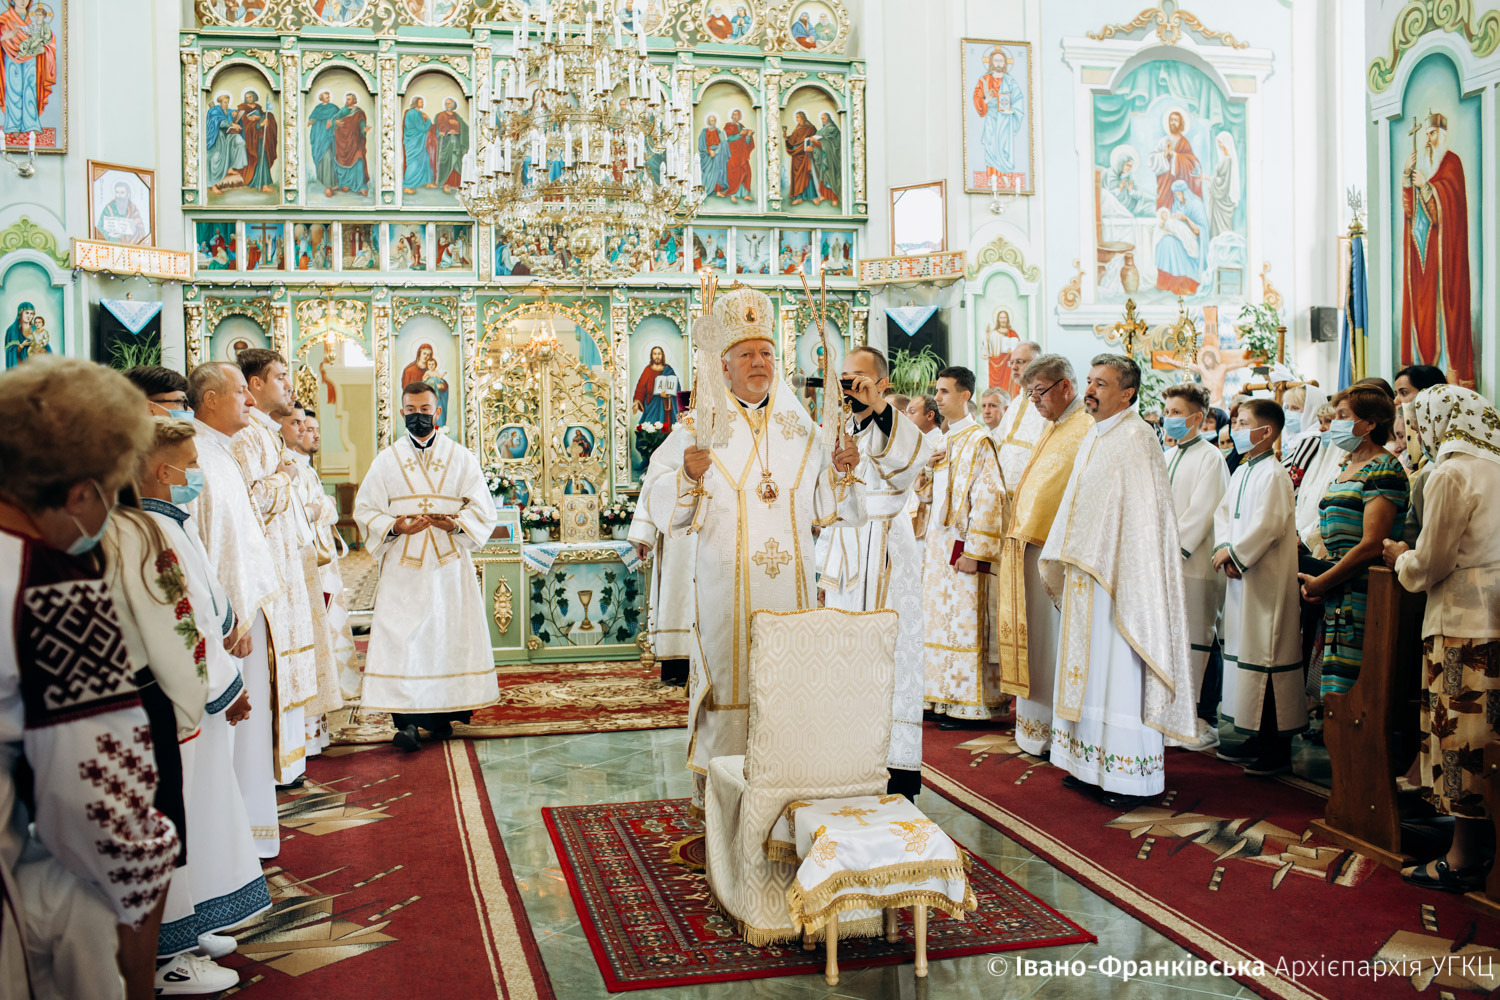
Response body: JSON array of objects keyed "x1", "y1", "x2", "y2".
[
  {"x1": 151, "y1": 401, "x2": 192, "y2": 420},
  {"x1": 1328, "y1": 419, "x2": 1363, "y2": 452},
  {"x1": 1163, "y1": 415, "x2": 1191, "y2": 440},
  {"x1": 66, "y1": 480, "x2": 115, "y2": 556},
  {"x1": 1230, "y1": 427, "x2": 1258, "y2": 454},
  {"x1": 1284, "y1": 412, "x2": 1302, "y2": 435},
  {"x1": 167, "y1": 465, "x2": 206, "y2": 506}
]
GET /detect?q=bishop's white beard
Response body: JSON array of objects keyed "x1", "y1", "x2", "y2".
[{"x1": 1422, "y1": 133, "x2": 1449, "y2": 176}]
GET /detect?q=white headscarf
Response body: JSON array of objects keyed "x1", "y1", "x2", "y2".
[{"x1": 1408, "y1": 384, "x2": 1500, "y2": 469}]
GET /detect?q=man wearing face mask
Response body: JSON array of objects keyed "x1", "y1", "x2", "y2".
[
  {"x1": 1161, "y1": 383, "x2": 1230, "y2": 750},
  {"x1": 134, "y1": 419, "x2": 269, "y2": 992},
  {"x1": 232, "y1": 349, "x2": 340, "y2": 786},
  {"x1": 354, "y1": 382, "x2": 499, "y2": 752},
  {"x1": 187, "y1": 361, "x2": 284, "y2": 858},
  {"x1": 126, "y1": 365, "x2": 194, "y2": 419}
]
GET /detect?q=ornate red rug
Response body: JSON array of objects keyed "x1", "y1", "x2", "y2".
[
  {"x1": 223, "y1": 741, "x2": 553, "y2": 999},
  {"x1": 921, "y1": 721, "x2": 1500, "y2": 1000},
  {"x1": 543, "y1": 797, "x2": 1093, "y2": 991},
  {"x1": 333, "y1": 658, "x2": 687, "y2": 744}
]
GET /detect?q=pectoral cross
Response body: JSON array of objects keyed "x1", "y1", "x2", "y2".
[{"x1": 1241, "y1": 325, "x2": 1316, "y2": 459}]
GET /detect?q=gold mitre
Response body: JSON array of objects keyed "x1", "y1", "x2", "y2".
[
  {"x1": 1426, "y1": 108, "x2": 1448, "y2": 131},
  {"x1": 713, "y1": 286, "x2": 776, "y2": 355}
]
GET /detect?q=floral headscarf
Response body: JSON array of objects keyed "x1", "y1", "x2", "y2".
[{"x1": 1407, "y1": 384, "x2": 1500, "y2": 469}]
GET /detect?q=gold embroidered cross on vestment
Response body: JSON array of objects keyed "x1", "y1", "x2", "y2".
[
  {"x1": 752, "y1": 538, "x2": 792, "y2": 578},
  {"x1": 774, "y1": 410, "x2": 803, "y2": 441},
  {"x1": 829, "y1": 805, "x2": 877, "y2": 826}
]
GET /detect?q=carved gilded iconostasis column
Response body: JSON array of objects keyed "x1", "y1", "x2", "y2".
[
  {"x1": 852, "y1": 306, "x2": 869, "y2": 348},
  {"x1": 849, "y1": 68, "x2": 867, "y2": 215},
  {"x1": 184, "y1": 301, "x2": 205, "y2": 369},
  {"x1": 281, "y1": 45, "x2": 300, "y2": 202},
  {"x1": 180, "y1": 46, "x2": 200, "y2": 204},
  {"x1": 270, "y1": 297, "x2": 292, "y2": 360},
  {"x1": 373, "y1": 298, "x2": 393, "y2": 448},
  {"x1": 379, "y1": 47, "x2": 398, "y2": 204},
  {"x1": 460, "y1": 299, "x2": 479, "y2": 447},
  {"x1": 610, "y1": 294, "x2": 630, "y2": 491},
  {"x1": 764, "y1": 57, "x2": 782, "y2": 212}
]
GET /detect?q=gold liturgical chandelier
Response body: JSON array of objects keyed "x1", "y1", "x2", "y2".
[{"x1": 461, "y1": 0, "x2": 705, "y2": 279}]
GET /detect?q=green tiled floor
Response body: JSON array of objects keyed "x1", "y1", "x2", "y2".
[{"x1": 474, "y1": 729, "x2": 1263, "y2": 999}]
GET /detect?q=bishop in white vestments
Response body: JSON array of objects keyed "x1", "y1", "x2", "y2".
[
  {"x1": 1161, "y1": 384, "x2": 1230, "y2": 749},
  {"x1": 1041, "y1": 356, "x2": 1196, "y2": 808},
  {"x1": 355, "y1": 381, "x2": 499, "y2": 751},
  {"x1": 187, "y1": 362, "x2": 285, "y2": 857},
  {"x1": 919, "y1": 366, "x2": 1009, "y2": 725},
  {"x1": 819, "y1": 347, "x2": 928, "y2": 795},
  {"x1": 642, "y1": 287, "x2": 865, "y2": 816}
]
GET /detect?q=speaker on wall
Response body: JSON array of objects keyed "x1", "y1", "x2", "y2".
[{"x1": 1310, "y1": 306, "x2": 1339, "y2": 343}]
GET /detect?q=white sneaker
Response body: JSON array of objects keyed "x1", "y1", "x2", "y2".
[
  {"x1": 1187, "y1": 719, "x2": 1220, "y2": 751},
  {"x1": 155, "y1": 953, "x2": 239, "y2": 994},
  {"x1": 195, "y1": 932, "x2": 237, "y2": 959}
]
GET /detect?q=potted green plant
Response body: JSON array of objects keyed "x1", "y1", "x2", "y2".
[
  {"x1": 889, "y1": 345, "x2": 943, "y2": 397},
  {"x1": 1235, "y1": 304, "x2": 1284, "y2": 368}
]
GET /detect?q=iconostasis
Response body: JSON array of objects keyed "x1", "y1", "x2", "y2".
[{"x1": 180, "y1": 0, "x2": 870, "y2": 510}]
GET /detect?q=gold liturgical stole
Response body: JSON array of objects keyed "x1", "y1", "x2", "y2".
[{"x1": 997, "y1": 405, "x2": 1093, "y2": 697}]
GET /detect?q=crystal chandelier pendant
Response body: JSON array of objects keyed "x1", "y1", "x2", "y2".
[{"x1": 458, "y1": 0, "x2": 706, "y2": 280}]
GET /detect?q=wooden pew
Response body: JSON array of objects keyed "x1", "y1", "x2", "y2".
[{"x1": 1309, "y1": 567, "x2": 1425, "y2": 867}]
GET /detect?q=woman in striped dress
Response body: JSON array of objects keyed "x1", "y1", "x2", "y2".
[{"x1": 1297, "y1": 385, "x2": 1409, "y2": 697}]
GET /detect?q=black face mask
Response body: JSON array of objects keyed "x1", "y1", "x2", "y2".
[{"x1": 405, "y1": 412, "x2": 435, "y2": 438}]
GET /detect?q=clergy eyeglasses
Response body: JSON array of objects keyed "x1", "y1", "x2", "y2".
[{"x1": 1028, "y1": 379, "x2": 1061, "y2": 402}]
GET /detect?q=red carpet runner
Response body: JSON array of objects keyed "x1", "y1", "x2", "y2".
[
  {"x1": 335, "y1": 659, "x2": 686, "y2": 744},
  {"x1": 223, "y1": 742, "x2": 554, "y2": 999},
  {"x1": 921, "y1": 722, "x2": 1500, "y2": 1000},
  {"x1": 543, "y1": 797, "x2": 1093, "y2": 991}
]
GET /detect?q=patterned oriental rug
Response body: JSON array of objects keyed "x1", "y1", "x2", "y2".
[
  {"x1": 333, "y1": 658, "x2": 687, "y2": 744},
  {"x1": 221, "y1": 742, "x2": 554, "y2": 1000},
  {"x1": 543, "y1": 797, "x2": 1093, "y2": 991},
  {"x1": 920, "y1": 721, "x2": 1500, "y2": 1000}
]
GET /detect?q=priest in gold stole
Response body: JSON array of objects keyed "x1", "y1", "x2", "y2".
[
  {"x1": 642, "y1": 287, "x2": 865, "y2": 816},
  {"x1": 918, "y1": 366, "x2": 1009, "y2": 727},
  {"x1": 1041, "y1": 355, "x2": 1196, "y2": 809},
  {"x1": 998, "y1": 354, "x2": 1093, "y2": 755}
]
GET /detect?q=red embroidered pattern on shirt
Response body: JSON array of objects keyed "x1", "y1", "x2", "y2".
[{"x1": 80, "y1": 730, "x2": 178, "y2": 919}]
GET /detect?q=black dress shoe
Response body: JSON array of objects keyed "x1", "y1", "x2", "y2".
[
  {"x1": 426, "y1": 722, "x2": 455, "y2": 740},
  {"x1": 1061, "y1": 774, "x2": 1094, "y2": 793},
  {"x1": 392, "y1": 724, "x2": 422, "y2": 752},
  {"x1": 1099, "y1": 791, "x2": 1149, "y2": 810},
  {"x1": 1401, "y1": 858, "x2": 1489, "y2": 894},
  {"x1": 938, "y1": 717, "x2": 979, "y2": 730}
]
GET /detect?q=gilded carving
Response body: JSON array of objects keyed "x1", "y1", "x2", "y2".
[
  {"x1": 1086, "y1": 1, "x2": 1250, "y2": 49},
  {"x1": 460, "y1": 301, "x2": 479, "y2": 448},
  {"x1": 780, "y1": 70, "x2": 808, "y2": 89},
  {"x1": 627, "y1": 296, "x2": 689, "y2": 330},
  {"x1": 184, "y1": 303, "x2": 206, "y2": 370},
  {"x1": 282, "y1": 50, "x2": 300, "y2": 196},
  {"x1": 771, "y1": 0, "x2": 850, "y2": 54},
  {"x1": 294, "y1": 298, "x2": 369, "y2": 358},
  {"x1": 0, "y1": 217, "x2": 70, "y2": 268},
  {"x1": 379, "y1": 53, "x2": 398, "y2": 197},
  {"x1": 182, "y1": 50, "x2": 201, "y2": 196},
  {"x1": 1058, "y1": 259, "x2": 1085, "y2": 311},
  {"x1": 816, "y1": 71, "x2": 845, "y2": 94},
  {"x1": 494, "y1": 577, "x2": 514, "y2": 634},
  {"x1": 851, "y1": 306, "x2": 868, "y2": 348},
  {"x1": 245, "y1": 48, "x2": 281, "y2": 74},
  {"x1": 200, "y1": 48, "x2": 230, "y2": 74},
  {"x1": 763, "y1": 63, "x2": 782, "y2": 210},
  {"x1": 392, "y1": 295, "x2": 458, "y2": 328},
  {"x1": 373, "y1": 300, "x2": 394, "y2": 448},
  {"x1": 1259, "y1": 262, "x2": 1284, "y2": 312},
  {"x1": 1368, "y1": 0, "x2": 1500, "y2": 91},
  {"x1": 271, "y1": 301, "x2": 293, "y2": 360},
  {"x1": 611, "y1": 297, "x2": 629, "y2": 491},
  {"x1": 731, "y1": 67, "x2": 761, "y2": 88},
  {"x1": 205, "y1": 296, "x2": 274, "y2": 333},
  {"x1": 849, "y1": 73, "x2": 866, "y2": 211},
  {"x1": 966, "y1": 234, "x2": 1040, "y2": 283}
]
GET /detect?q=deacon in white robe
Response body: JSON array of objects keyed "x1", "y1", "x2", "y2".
[
  {"x1": 355, "y1": 383, "x2": 499, "y2": 751},
  {"x1": 819, "y1": 348, "x2": 928, "y2": 795},
  {"x1": 998, "y1": 356, "x2": 1092, "y2": 755},
  {"x1": 919, "y1": 368, "x2": 1009, "y2": 724},
  {"x1": 232, "y1": 350, "x2": 336, "y2": 785},
  {"x1": 1161, "y1": 384, "x2": 1230, "y2": 748},
  {"x1": 1041, "y1": 356, "x2": 1196, "y2": 805},
  {"x1": 1213, "y1": 435, "x2": 1304, "y2": 743},
  {"x1": 644, "y1": 287, "x2": 866, "y2": 816},
  {"x1": 629, "y1": 437, "x2": 698, "y2": 685},
  {"x1": 187, "y1": 361, "x2": 284, "y2": 857}
]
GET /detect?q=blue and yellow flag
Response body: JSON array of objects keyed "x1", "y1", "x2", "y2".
[{"x1": 1339, "y1": 235, "x2": 1367, "y2": 390}]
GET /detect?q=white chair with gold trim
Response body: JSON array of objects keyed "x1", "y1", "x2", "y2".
[{"x1": 703, "y1": 607, "x2": 900, "y2": 949}]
